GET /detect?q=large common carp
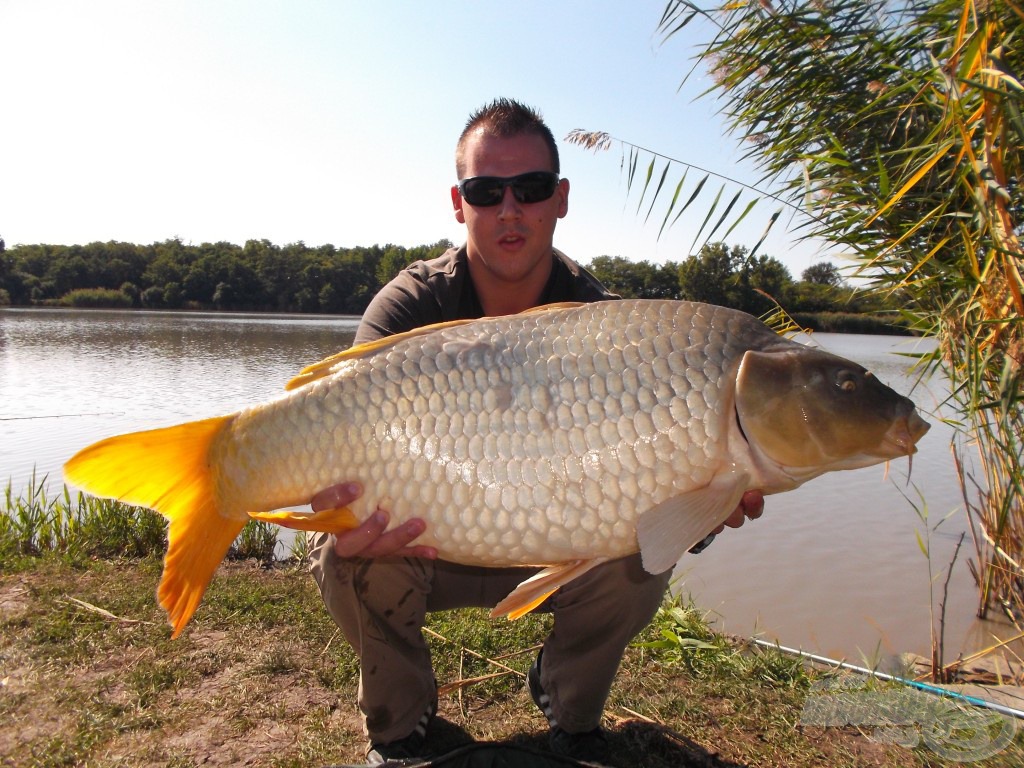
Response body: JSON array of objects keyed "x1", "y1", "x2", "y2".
[{"x1": 64, "y1": 299, "x2": 929, "y2": 637}]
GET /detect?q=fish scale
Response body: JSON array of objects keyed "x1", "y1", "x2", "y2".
[{"x1": 65, "y1": 298, "x2": 929, "y2": 635}]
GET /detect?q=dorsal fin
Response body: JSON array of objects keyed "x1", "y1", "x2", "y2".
[
  {"x1": 518, "y1": 301, "x2": 586, "y2": 314},
  {"x1": 285, "y1": 302, "x2": 588, "y2": 391},
  {"x1": 285, "y1": 318, "x2": 479, "y2": 391}
]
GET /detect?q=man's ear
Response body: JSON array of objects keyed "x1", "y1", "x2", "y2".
[{"x1": 451, "y1": 186, "x2": 466, "y2": 224}]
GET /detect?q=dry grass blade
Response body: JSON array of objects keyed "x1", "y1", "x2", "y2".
[
  {"x1": 422, "y1": 625, "x2": 537, "y2": 678},
  {"x1": 438, "y1": 671, "x2": 517, "y2": 696},
  {"x1": 61, "y1": 596, "x2": 155, "y2": 626},
  {"x1": 614, "y1": 706, "x2": 659, "y2": 724},
  {"x1": 949, "y1": 630, "x2": 1024, "y2": 677}
]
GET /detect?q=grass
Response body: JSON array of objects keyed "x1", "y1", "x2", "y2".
[
  {"x1": 1, "y1": 474, "x2": 293, "y2": 566},
  {"x1": 3, "y1": 483, "x2": 1023, "y2": 766}
]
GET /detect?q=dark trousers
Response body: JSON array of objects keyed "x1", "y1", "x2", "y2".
[{"x1": 309, "y1": 531, "x2": 671, "y2": 743}]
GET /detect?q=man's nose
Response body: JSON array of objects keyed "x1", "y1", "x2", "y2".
[{"x1": 496, "y1": 186, "x2": 522, "y2": 219}]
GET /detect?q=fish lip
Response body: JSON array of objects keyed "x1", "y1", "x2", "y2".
[
  {"x1": 876, "y1": 436, "x2": 919, "y2": 459},
  {"x1": 877, "y1": 412, "x2": 931, "y2": 458}
]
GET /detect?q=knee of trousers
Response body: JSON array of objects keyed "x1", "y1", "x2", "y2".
[
  {"x1": 552, "y1": 553, "x2": 673, "y2": 638},
  {"x1": 308, "y1": 531, "x2": 359, "y2": 634},
  {"x1": 308, "y1": 532, "x2": 433, "y2": 632}
]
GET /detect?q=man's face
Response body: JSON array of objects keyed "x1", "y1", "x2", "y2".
[{"x1": 451, "y1": 130, "x2": 569, "y2": 288}]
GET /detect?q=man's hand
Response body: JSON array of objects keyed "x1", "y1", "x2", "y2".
[
  {"x1": 713, "y1": 489, "x2": 764, "y2": 535},
  {"x1": 311, "y1": 482, "x2": 438, "y2": 560}
]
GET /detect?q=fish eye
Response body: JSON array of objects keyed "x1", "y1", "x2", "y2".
[{"x1": 836, "y1": 370, "x2": 858, "y2": 392}]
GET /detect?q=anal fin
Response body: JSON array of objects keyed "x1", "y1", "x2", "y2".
[
  {"x1": 248, "y1": 506, "x2": 358, "y2": 533},
  {"x1": 490, "y1": 559, "x2": 606, "y2": 620}
]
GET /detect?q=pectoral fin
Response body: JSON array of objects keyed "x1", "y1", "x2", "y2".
[
  {"x1": 248, "y1": 506, "x2": 359, "y2": 533},
  {"x1": 490, "y1": 559, "x2": 607, "y2": 620},
  {"x1": 636, "y1": 469, "x2": 750, "y2": 575}
]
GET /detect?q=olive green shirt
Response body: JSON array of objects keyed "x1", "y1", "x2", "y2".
[{"x1": 355, "y1": 245, "x2": 617, "y2": 345}]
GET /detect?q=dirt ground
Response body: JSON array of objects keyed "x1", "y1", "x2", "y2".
[{"x1": 1, "y1": 560, "x2": 1021, "y2": 767}]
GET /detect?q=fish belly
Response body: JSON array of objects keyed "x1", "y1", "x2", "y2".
[{"x1": 213, "y1": 301, "x2": 772, "y2": 566}]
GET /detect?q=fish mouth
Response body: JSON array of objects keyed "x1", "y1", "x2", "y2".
[{"x1": 876, "y1": 410, "x2": 931, "y2": 458}]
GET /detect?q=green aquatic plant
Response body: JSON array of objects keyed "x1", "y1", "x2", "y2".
[{"x1": 1, "y1": 475, "x2": 297, "y2": 567}]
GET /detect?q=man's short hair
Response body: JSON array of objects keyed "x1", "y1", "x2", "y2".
[{"x1": 455, "y1": 98, "x2": 560, "y2": 178}]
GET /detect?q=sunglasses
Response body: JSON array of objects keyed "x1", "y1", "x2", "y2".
[{"x1": 457, "y1": 171, "x2": 560, "y2": 207}]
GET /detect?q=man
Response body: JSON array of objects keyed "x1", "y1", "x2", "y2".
[{"x1": 308, "y1": 98, "x2": 764, "y2": 765}]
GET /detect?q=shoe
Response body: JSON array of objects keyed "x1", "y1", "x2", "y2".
[
  {"x1": 365, "y1": 700, "x2": 435, "y2": 766},
  {"x1": 527, "y1": 653, "x2": 608, "y2": 762},
  {"x1": 527, "y1": 654, "x2": 557, "y2": 728}
]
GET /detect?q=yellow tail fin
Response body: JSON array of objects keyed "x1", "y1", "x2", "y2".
[{"x1": 64, "y1": 416, "x2": 239, "y2": 638}]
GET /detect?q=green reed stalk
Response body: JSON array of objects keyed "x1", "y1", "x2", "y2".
[
  {"x1": 651, "y1": 0, "x2": 1024, "y2": 621},
  {"x1": 1, "y1": 471, "x2": 60, "y2": 556},
  {"x1": 2, "y1": 475, "x2": 167, "y2": 561}
]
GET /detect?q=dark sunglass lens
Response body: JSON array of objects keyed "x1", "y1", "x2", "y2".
[
  {"x1": 461, "y1": 178, "x2": 503, "y2": 206},
  {"x1": 512, "y1": 173, "x2": 558, "y2": 203}
]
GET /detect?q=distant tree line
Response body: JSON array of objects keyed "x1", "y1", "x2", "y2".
[
  {"x1": 591, "y1": 245, "x2": 908, "y2": 333},
  {"x1": 0, "y1": 237, "x2": 904, "y2": 329},
  {"x1": 0, "y1": 238, "x2": 453, "y2": 315}
]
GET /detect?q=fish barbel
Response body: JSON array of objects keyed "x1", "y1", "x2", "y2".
[{"x1": 64, "y1": 300, "x2": 930, "y2": 637}]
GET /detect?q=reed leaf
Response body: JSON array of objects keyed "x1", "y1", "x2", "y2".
[
  {"x1": 644, "y1": 161, "x2": 673, "y2": 224},
  {"x1": 635, "y1": 156, "x2": 658, "y2": 215},
  {"x1": 703, "y1": 188, "x2": 744, "y2": 245},
  {"x1": 657, "y1": 169, "x2": 690, "y2": 240},
  {"x1": 565, "y1": 134, "x2": 792, "y2": 246},
  {"x1": 691, "y1": 182, "x2": 726, "y2": 251},
  {"x1": 652, "y1": 0, "x2": 1024, "y2": 623},
  {"x1": 571, "y1": 0, "x2": 1024, "y2": 627}
]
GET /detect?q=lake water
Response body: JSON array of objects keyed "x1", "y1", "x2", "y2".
[{"x1": 0, "y1": 307, "x2": 1014, "y2": 663}]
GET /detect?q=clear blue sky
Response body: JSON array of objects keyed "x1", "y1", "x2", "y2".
[{"x1": 2, "y1": 1, "x2": 830, "y2": 278}]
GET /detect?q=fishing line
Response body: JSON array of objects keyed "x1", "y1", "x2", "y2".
[
  {"x1": 0, "y1": 412, "x2": 125, "y2": 421},
  {"x1": 750, "y1": 637, "x2": 1024, "y2": 720}
]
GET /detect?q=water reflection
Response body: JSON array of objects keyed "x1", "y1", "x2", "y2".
[{"x1": 1, "y1": 308, "x2": 358, "y2": 489}]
